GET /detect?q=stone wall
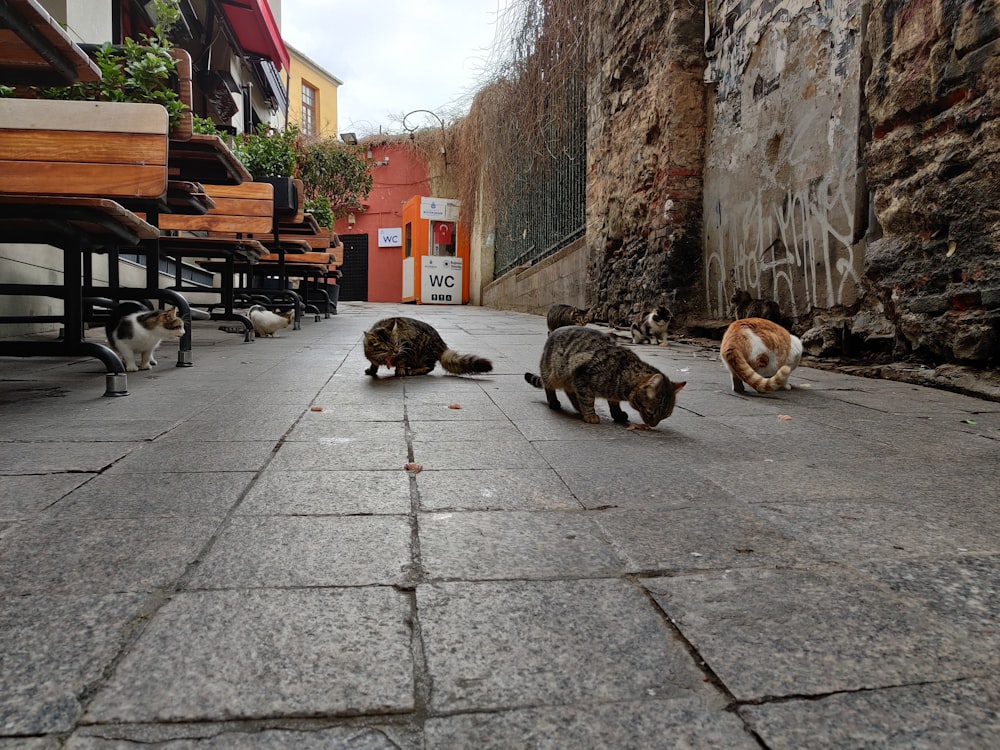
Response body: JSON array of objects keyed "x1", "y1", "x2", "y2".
[
  {"x1": 863, "y1": 0, "x2": 1000, "y2": 364},
  {"x1": 702, "y1": 0, "x2": 867, "y2": 330},
  {"x1": 477, "y1": 0, "x2": 999, "y2": 368},
  {"x1": 482, "y1": 237, "x2": 588, "y2": 316},
  {"x1": 584, "y1": 0, "x2": 706, "y2": 327}
]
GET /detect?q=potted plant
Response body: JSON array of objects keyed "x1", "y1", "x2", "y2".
[
  {"x1": 232, "y1": 124, "x2": 300, "y2": 214},
  {"x1": 32, "y1": 0, "x2": 187, "y2": 134}
]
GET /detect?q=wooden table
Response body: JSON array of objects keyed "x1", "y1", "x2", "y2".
[{"x1": 0, "y1": 0, "x2": 101, "y2": 86}]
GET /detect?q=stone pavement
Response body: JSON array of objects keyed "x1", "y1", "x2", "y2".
[{"x1": 1, "y1": 302, "x2": 998, "y2": 749}]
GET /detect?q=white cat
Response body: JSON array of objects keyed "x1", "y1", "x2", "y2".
[
  {"x1": 106, "y1": 302, "x2": 185, "y2": 372},
  {"x1": 249, "y1": 305, "x2": 294, "y2": 337}
]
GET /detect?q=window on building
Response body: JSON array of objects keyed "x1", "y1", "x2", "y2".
[
  {"x1": 301, "y1": 82, "x2": 317, "y2": 136},
  {"x1": 404, "y1": 222, "x2": 412, "y2": 257}
]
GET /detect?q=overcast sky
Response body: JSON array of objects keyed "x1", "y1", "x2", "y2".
[{"x1": 279, "y1": 0, "x2": 512, "y2": 137}]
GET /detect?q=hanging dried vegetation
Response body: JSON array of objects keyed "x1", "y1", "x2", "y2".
[{"x1": 451, "y1": 0, "x2": 587, "y2": 237}]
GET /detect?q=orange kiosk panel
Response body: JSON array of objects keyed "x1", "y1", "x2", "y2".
[{"x1": 401, "y1": 195, "x2": 470, "y2": 304}]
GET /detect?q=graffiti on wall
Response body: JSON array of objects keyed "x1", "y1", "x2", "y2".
[
  {"x1": 703, "y1": 0, "x2": 864, "y2": 319},
  {"x1": 704, "y1": 109, "x2": 863, "y2": 318}
]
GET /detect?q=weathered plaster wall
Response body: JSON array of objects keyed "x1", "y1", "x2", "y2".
[
  {"x1": 585, "y1": 0, "x2": 706, "y2": 326},
  {"x1": 703, "y1": 0, "x2": 867, "y2": 328},
  {"x1": 863, "y1": 0, "x2": 1000, "y2": 364}
]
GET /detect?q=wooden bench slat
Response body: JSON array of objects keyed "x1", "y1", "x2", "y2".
[
  {"x1": 1, "y1": 163, "x2": 169, "y2": 199},
  {"x1": 0, "y1": 130, "x2": 167, "y2": 166}
]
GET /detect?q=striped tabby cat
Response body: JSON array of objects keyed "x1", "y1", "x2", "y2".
[
  {"x1": 546, "y1": 303, "x2": 590, "y2": 333},
  {"x1": 106, "y1": 301, "x2": 185, "y2": 372},
  {"x1": 525, "y1": 326, "x2": 685, "y2": 426},
  {"x1": 363, "y1": 316, "x2": 492, "y2": 377},
  {"x1": 721, "y1": 317, "x2": 802, "y2": 393}
]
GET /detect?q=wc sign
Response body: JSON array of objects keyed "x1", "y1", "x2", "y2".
[
  {"x1": 378, "y1": 227, "x2": 402, "y2": 247},
  {"x1": 421, "y1": 256, "x2": 462, "y2": 304}
]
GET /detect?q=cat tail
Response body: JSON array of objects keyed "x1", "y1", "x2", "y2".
[
  {"x1": 440, "y1": 349, "x2": 493, "y2": 374},
  {"x1": 524, "y1": 372, "x2": 543, "y2": 388},
  {"x1": 725, "y1": 349, "x2": 791, "y2": 393}
]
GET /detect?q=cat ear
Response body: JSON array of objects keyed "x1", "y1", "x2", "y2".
[
  {"x1": 644, "y1": 373, "x2": 664, "y2": 392},
  {"x1": 672, "y1": 381, "x2": 687, "y2": 393}
]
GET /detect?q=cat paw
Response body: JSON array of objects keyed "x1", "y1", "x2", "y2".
[{"x1": 583, "y1": 414, "x2": 601, "y2": 424}]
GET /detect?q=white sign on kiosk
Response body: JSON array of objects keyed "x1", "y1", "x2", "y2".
[
  {"x1": 419, "y1": 197, "x2": 461, "y2": 221},
  {"x1": 421, "y1": 256, "x2": 462, "y2": 304}
]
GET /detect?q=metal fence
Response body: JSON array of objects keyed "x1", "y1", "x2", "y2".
[{"x1": 493, "y1": 79, "x2": 586, "y2": 279}]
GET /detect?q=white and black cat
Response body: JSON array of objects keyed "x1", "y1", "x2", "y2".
[
  {"x1": 630, "y1": 306, "x2": 672, "y2": 345},
  {"x1": 248, "y1": 305, "x2": 294, "y2": 337},
  {"x1": 106, "y1": 301, "x2": 185, "y2": 372}
]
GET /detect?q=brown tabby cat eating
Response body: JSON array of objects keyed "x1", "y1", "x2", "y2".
[
  {"x1": 546, "y1": 303, "x2": 590, "y2": 333},
  {"x1": 363, "y1": 316, "x2": 493, "y2": 377},
  {"x1": 721, "y1": 317, "x2": 802, "y2": 393},
  {"x1": 524, "y1": 326, "x2": 685, "y2": 426}
]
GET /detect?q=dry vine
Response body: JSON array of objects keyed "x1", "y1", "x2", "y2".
[{"x1": 451, "y1": 0, "x2": 587, "y2": 236}]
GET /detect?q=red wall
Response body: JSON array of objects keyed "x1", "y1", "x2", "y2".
[{"x1": 334, "y1": 142, "x2": 431, "y2": 302}]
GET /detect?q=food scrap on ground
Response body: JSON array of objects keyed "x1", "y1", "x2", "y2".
[
  {"x1": 448, "y1": 404, "x2": 461, "y2": 410},
  {"x1": 404, "y1": 462, "x2": 423, "y2": 472},
  {"x1": 627, "y1": 423, "x2": 653, "y2": 431},
  {"x1": 310, "y1": 406, "x2": 323, "y2": 412}
]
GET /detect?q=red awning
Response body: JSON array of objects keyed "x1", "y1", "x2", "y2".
[{"x1": 217, "y1": 0, "x2": 290, "y2": 72}]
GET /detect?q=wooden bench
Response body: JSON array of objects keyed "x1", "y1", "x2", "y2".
[
  {"x1": 0, "y1": 0, "x2": 102, "y2": 88},
  {"x1": 0, "y1": 97, "x2": 173, "y2": 395},
  {"x1": 154, "y1": 182, "x2": 275, "y2": 340}
]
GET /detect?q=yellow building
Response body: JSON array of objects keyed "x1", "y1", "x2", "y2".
[{"x1": 285, "y1": 43, "x2": 342, "y2": 139}]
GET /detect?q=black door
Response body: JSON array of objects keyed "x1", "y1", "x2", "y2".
[{"x1": 338, "y1": 233, "x2": 369, "y2": 301}]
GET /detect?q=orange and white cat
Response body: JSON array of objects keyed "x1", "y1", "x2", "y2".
[{"x1": 721, "y1": 317, "x2": 802, "y2": 393}]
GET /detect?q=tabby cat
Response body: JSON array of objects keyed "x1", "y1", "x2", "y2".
[
  {"x1": 630, "y1": 305, "x2": 672, "y2": 345},
  {"x1": 363, "y1": 316, "x2": 493, "y2": 377},
  {"x1": 546, "y1": 303, "x2": 590, "y2": 333},
  {"x1": 248, "y1": 305, "x2": 294, "y2": 337},
  {"x1": 524, "y1": 326, "x2": 685, "y2": 426},
  {"x1": 721, "y1": 317, "x2": 802, "y2": 393},
  {"x1": 730, "y1": 289, "x2": 782, "y2": 323},
  {"x1": 106, "y1": 301, "x2": 185, "y2": 372}
]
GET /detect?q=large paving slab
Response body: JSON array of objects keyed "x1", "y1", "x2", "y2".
[
  {"x1": 0, "y1": 518, "x2": 219, "y2": 595},
  {"x1": 85, "y1": 588, "x2": 414, "y2": 723},
  {"x1": 238, "y1": 469, "x2": 412, "y2": 515},
  {"x1": 643, "y1": 566, "x2": 987, "y2": 701},
  {"x1": 0, "y1": 593, "x2": 148, "y2": 735},
  {"x1": 186, "y1": 515, "x2": 413, "y2": 588},
  {"x1": 0, "y1": 473, "x2": 92, "y2": 519},
  {"x1": 418, "y1": 579, "x2": 709, "y2": 713},
  {"x1": 739, "y1": 677, "x2": 1000, "y2": 750},
  {"x1": 50, "y1": 472, "x2": 254, "y2": 518},
  {"x1": 416, "y1": 468, "x2": 581, "y2": 511},
  {"x1": 424, "y1": 696, "x2": 758, "y2": 750},
  {"x1": 419, "y1": 510, "x2": 624, "y2": 580}
]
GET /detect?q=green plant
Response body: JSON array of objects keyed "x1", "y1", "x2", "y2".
[
  {"x1": 192, "y1": 115, "x2": 222, "y2": 135},
  {"x1": 296, "y1": 137, "x2": 373, "y2": 220},
  {"x1": 36, "y1": 0, "x2": 183, "y2": 127},
  {"x1": 304, "y1": 197, "x2": 333, "y2": 229},
  {"x1": 0, "y1": 85, "x2": 14, "y2": 98},
  {"x1": 233, "y1": 124, "x2": 299, "y2": 179}
]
